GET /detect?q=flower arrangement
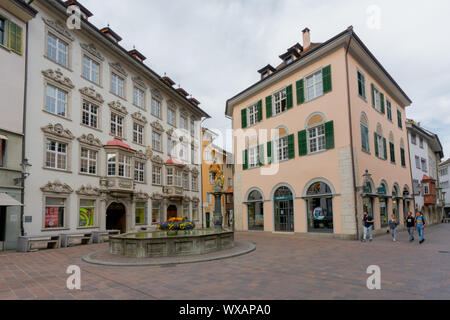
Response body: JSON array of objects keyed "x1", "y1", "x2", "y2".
[{"x1": 157, "y1": 217, "x2": 196, "y2": 232}]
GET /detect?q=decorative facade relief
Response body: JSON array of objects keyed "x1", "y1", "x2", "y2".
[
  {"x1": 191, "y1": 167, "x2": 200, "y2": 176},
  {"x1": 108, "y1": 100, "x2": 128, "y2": 115},
  {"x1": 183, "y1": 196, "x2": 192, "y2": 202},
  {"x1": 80, "y1": 43, "x2": 105, "y2": 61},
  {"x1": 192, "y1": 196, "x2": 200, "y2": 203},
  {"x1": 131, "y1": 112, "x2": 147, "y2": 124},
  {"x1": 166, "y1": 128, "x2": 177, "y2": 138},
  {"x1": 77, "y1": 134, "x2": 102, "y2": 148},
  {"x1": 151, "y1": 88, "x2": 163, "y2": 101},
  {"x1": 76, "y1": 184, "x2": 100, "y2": 196},
  {"x1": 42, "y1": 18, "x2": 74, "y2": 41},
  {"x1": 151, "y1": 192, "x2": 164, "y2": 200},
  {"x1": 79, "y1": 87, "x2": 104, "y2": 104},
  {"x1": 42, "y1": 69, "x2": 75, "y2": 89},
  {"x1": 150, "y1": 120, "x2": 164, "y2": 132},
  {"x1": 151, "y1": 155, "x2": 164, "y2": 165},
  {"x1": 167, "y1": 100, "x2": 177, "y2": 110},
  {"x1": 41, "y1": 123, "x2": 75, "y2": 140},
  {"x1": 134, "y1": 191, "x2": 150, "y2": 200},
  {"x1": 41, "y1": 180, "x2": 73, "y2": 194},
  {"x1": 109, "y1": 62, "x2": 128, "y2": 77},
  {"x1": 135, "y1": 150, "x2": 150, "y2": 161},
  {"x1": 132, "y1": 77, "x2": 147, "y2": 89}
]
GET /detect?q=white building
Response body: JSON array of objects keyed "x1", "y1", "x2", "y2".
[
  {"x1": 439, "y1": 159, "x2": 450, "y2": 217},
  {"x1": 406, "y1": 119, "x2": 444, "y2": 224},
  {"x1": 23, "y1": 0, "x2": 209, "y2": 236}
]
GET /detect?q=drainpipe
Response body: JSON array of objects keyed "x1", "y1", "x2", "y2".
[
  {"x1": 20, "y1": 21, "x2": 30, "y2": 237},
  {"x1": 344, "y1": 31, "x2": 360, "y2": 240}
]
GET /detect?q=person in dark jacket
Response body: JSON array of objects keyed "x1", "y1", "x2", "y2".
[{"x1": 404, "y1": 212, "x2": 415, "y2": 242}]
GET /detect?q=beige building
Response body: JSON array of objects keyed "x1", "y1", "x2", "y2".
[
  {"x1": 0, "y1": 0, "x2": 36, "y2": 251},
  {"x1": 226, "y1": 27, "x2": 413, "y2": 239}
]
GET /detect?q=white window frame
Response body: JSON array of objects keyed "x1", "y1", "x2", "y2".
[
  {"x1": 247, "y1": 103, "x2": 259, "y2": 126},
  {"x1": 190, "y1": 120, "x2": 195, "y2": 137},
  {"x1": 133, "y1": 122, "x2": 144, "y2": 145},
  {"x1": 110, "y1": 113, "x2": 124, "y2": 138},
  {"x1": 192, "y1": 175, "x2": 198, "y2": 191},
  {"x1": 45, "y1": 84, "x2": 68, "y2": 118},
  {"x1": 152, "y1": 165, "x2": 162, "y2": 185},
  {"x1": 167, "y1": 167, "x2": 174, "y2": 186},
  {"x1": 305, "y1": 70, "x2": 323, "y2": 102},
  {"x1": 134, "y1": 161, "x2": 145, "y2": 183},
  {"x1": 273, "y1": 88, "x2": 287, "y2": 115},
  {"x1": 47, "y1": 32, "x2": 69, "y2": 67},
  {"x1": 275, "y1": 136, "x2": 288, "y2": 162},
  {"x1": 45, "y1": 139, "x2": 68, "y2": 171},
  {"x1": 133, "y1": 86, "x2": 145, "y2": 109},
  {"x1": 151, "y1": 98, "x2": 161, "y2": 119},
  {"x1": 82, "y1": 100, "x2": 99, "y2": 129},
  {"x1": 373, "y1": 86, "x2": 382, "y2": 112},
  {"x1": 308, "y1": 124, "x2": 326, "y2": 154},
  {"x1": 111, "y1": 73, "x2": 124, "y2": 98},
  {"x1": 82, "y1": 55, "x2": 100, "y2": 84},
  {"x1": 423, "y1": 182, "x2": 430, "y2": 195},
  {"x1": 152, "y1": 131, "x2": 162, "y2": 152},
  {"x1": 168, "y1": 108, "x2": 176, "y2": 127},
  {"x1": 183, "y1": 172, "x2": 190, "y2": 190},
  {"x1": 80, "y1": 147, "x2": 97, "y2": 175},
  {"x1": 248, "y1": 145, "x2": 259, "y2": 168},
  {"x1": 117, "y1": 153, "x2": 131, "y2": 178}
]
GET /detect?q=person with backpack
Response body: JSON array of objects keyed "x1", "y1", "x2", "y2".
[
  {"x1": 388, "y1": 214, "x2": 399, "y2": 242},
  {"x1": 362, "y1": 211, "x2": 375, "y2": 242},
  {"x1": 404, "y1": 211, "x2": 415, "y2": 242},
  {"x1": 415, "y1": 211, "x2": 427, "y2": 244}
]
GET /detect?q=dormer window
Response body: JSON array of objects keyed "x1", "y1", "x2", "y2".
[
  {"x1": 262, "y1": 72, "x2": 269, "y2": 79},
  {"x1": 285, "y1": 55, "x2": 294, "y2": 65}
]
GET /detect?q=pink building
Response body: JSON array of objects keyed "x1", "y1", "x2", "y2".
[{"x1": 225, "y1": 27, "x2": 413, "y2": 239}]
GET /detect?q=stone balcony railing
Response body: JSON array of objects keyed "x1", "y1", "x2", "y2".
[
  {"x1": 100, "y1": 177, "x2": 135, "y2": 193},
  {"x1": 163, "y1": 185, "x2": 184, "y2": 199}
]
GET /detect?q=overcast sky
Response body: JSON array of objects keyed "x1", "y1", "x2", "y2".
[{"x1": 81, "y1": 0, "x2": 450, "y2": 158}]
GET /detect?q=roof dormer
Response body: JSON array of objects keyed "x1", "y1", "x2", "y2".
[
  {"x1": 100, "y1": 26, "x2": 122, "y2": 43},
  {"x1": 257, "y1": 64, "x2": 276, "y2": 80},
  {"x1": 128, "y1": 48, "x2": 147, "y2": 62}
]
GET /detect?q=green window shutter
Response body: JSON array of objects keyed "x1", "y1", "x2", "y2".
[
  {"x1": 374, "y1": 133, "x2": 379, "y2": 158},
  {"x1": 397, "y1": 110, "x2": 403, "y2": 128},
  {"x1": 380, "y1": 93, "x2": 385, "y2": 114},
  {"x1": 296, "y1": 79, "x2": 305, "y2": 105},
  {"x1": 258, "y1": 144, "x2": 264, "y2": 167},
  {"x1": 322, "y1": 65, "x2": 332, "y2": 94},
  {"x1": 8, "y1": 21, "x2": 22, "y2": 55},
  {"x1": 325, "y1": 121, "x2": 335, "y2": 150},
  {"x1": 401, "y1": 148, "x2": 406, "y2": 167},
  {"x1": 286, "y1": 85, "x2": 293, "y2": 109},
  {"x1": 243, "y1": 149, "x2": 248, "y2": 170},
  {"x1": 288, "y1": 134, "x2": 295, "y2": 159},
  {"x1": 267, "y1": 141, "x2": 272, "y2": 164},
  {"x1": 266, "y1": 96, "x2": 272, "y2": 119},
  {"x1": 241, "y1": 108, "x2": 247, "y2": 129},
  {"x1": 383, "y1": 137, "x2": 387, "y2": 160},
  {"x1": 390, "y1": 142, "x2": 395, "y2": 163},
  {"x1": 298, "y1": 130, "x2": 307, "y2": 156},
  {"x1": 257, "y1": 100, "x2": 263, "y2": 122},
  {"x1": 360, "y1": 124, "x2": 366, "y2": 151},
  {"x1": 371, "y1": 84, "x2": 375, "y2": 107}
]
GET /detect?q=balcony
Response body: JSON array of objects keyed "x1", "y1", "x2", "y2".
[
  {"x1": 163, "y1": 185, "x2": 184, "y2": 199},
  {"x1": 100, "y1": 177, "x2": 135, "y2": 194}
]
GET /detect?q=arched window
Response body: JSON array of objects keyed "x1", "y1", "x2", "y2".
[
  {"x1": 305, "y1": 181, "x2": 334, "y2": 233},
  {"x1": 247, "y1": 189, "x2": 264, "y2": 231},
  {"x1": 306, "y1": 113, "x2": 326, "y2": 154},
  {"x1": 273, "y1": 126, "x2": 290, "y2": 162},
  {"x1": 360, "y1": 113, "x2": 370, "y2": 153},
  {"x1": 389, "y1": 131, "x2": 396, "y2": 163},
  {"x1": 374, "y1": 123, "x2": 386, "y2": 159},
  {"x1": 273, "y1": 186, "x2": 294, "y2": 232}
]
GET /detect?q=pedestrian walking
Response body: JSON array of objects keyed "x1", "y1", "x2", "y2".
[
  {"x1": 388, "y1": 214, "x2": 399, "y2": 241},
  {"x1": 362, "y1": 211, "x2": 375, "y2": 242},
  {"x1": 415, "y1": 211, "x2": 427, "y2": 244},
  {"x1": 404, "y1": 211, "x2": 415, "y2": 242}
]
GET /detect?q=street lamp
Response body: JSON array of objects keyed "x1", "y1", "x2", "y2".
[{"x1": 13, "y1": 158, "x2": 32, "y2": 185}]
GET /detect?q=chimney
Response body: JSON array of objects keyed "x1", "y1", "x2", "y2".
[{"x1": 302, "y1": 27, "x2": 311, "y2": 50}]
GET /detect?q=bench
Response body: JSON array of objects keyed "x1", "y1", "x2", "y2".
[
  {"x1": 17, "y1": 235, "x2": 61, "y2": 252},
  {"x1": 60, "y1": 232, "x2": 93, "y2": 248},
  {"x1": 92, "y1": 230, "x2": 121, "y2": 243}
]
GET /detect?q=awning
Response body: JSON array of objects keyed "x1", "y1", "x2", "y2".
[
  {"x1": 0, "y1": 193, "x2": 23, "y2": 206},
  {"x1": 0, "y1": 134, "x2": 8, "y2": 140}
]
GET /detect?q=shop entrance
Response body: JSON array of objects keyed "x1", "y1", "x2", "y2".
[
  {"x1": 167, "y1": 205, "x2": 177, "y2": 220},
  {"x1": 274, "y1": 187, "x2": 294, "y2": 232},
  {"x1": 106, "y1": 203, "x2": 126, "y2": 234}
]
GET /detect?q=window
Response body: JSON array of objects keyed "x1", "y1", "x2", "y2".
[
  {"x1": 248, "y1": 103, "x2": 259, "y2": 126},
  {"x1": 248, "y1": 146, "x2": 259, "y2": 168},
  {"x1": 152, "y1": 131, "x2": 161, "y2": 152},
  {"x1": 423, "y1": 183, "x2": 430, "y2": 195},
  {"x1": 276, "y1": 136, "x2": 288, "y2": 161},
  {"x1": 134, "y1": 161, "x2": 145, "y2": 183},
  {"x1": 192, "y1": 175, "x2": 198, "y2": 191},
  {"x1": 45, "y1": 85, "x2": 67, "y2": 117},
  {"x1": 415, "y1": 156, "x2": 421, "y2": 169},
  {"x1": 308, "y1": 124, "x2": 326, "y2": 154},
  {"x1": 411, "y1": 133, "x2": 417, "y2": 145},
  {"x1": 386, "y1": 99, "x2": 392, "y2": 121},
  {"x1": 389, "y1": 140, "x2": 396, "y2": 163},
  {"x1": 191, "y1": 146, "x2": 195, "y2": 164},
  {"x1": 133, "y1": 123, "x2": 144, "y2": 145},
  {"x1": 180, "y1": 116, "x2": 187, "y2": 131},
  {"x1": 168, "y1": 108, "x2": 176, "y2": 126},
  {"x1": 107, "y1": 154, "x2": 116, "y2": 176},
  {"x1": 0, "y1": 138, "x2": 5, "y2": 167},
  {"x1": 168, "y1": 138, "x2": 175, "y2": 157},
  {"x1": 397, "y1": 109, "x2": 403, "y2": 129},
  {"x1": 45, "y1": 197, "x2": 65, "y2": 229},
  {"x1": 440, "y1": 168, "x2": 448, "y2": 176},
  {"x1": 83, "y1": 56, "x2": 99, "y2": 84},
  {"x1": 440, "y1": 181, "x2": 449, "y2": 189},
  {"x1": 419, "y1": 137, "x2": 424, "y2": 149},
  {"x1": 357, "y1": 70, "x2": 366, "y2": 99},
  {"x1": 166, "y1": 167, "x2": 173, "y2": 186},
  {"x1": 174, "y1": 169, "x2": 182, "y2": 187},
  {"x1": 111, "y1": 73, "x2": 124, "y2": 97},
  {"x1": 421, "y1": 158, "x2": 427, "y2": 172},
  {"x1": 190, "y1": 120, "x2": 195, "y2": 137},
  {"x1": 152, "y1": 166, "x2": 162, "y2": 185},
  {"x1": 273, "y1": 88, "x2": 287, "y2": 115},
  {"x1": 151, "y1": 98, "x2": 161, "y2": 118},
  {"x1": 372, "y1": 86, "x2": 383, "y2": 112},
  {"x1": 192, "y1": 204, "x2": 199, "y2": 221},
  {"x1": 151, "y1": 201, "x2": 161, "y2": 224},
  {"x1": 133, "y1": 87, "x2": 145, "y2": 108},
  {"x1": 0, "y1": 18, "x2": 5, "y2": 46},
  {"x1": 228, "y1": 178, "x2": 233, "y2": 187},
  {"x1": 45, "y1": 140, "x2": 67, "y2": 170},
  {"x1": 209, "y1": 171, "x2": 216, "y2": 185},
  {"x1": 79, "y1": 199, "x2": 95, "y2": 227},
  {"x1": 82, "y1": 101, "x2": 98, "y2": 128},
  {"x1": 183, "y1": 203, "x2": 190, "y2": 219},
  {"x1": 179, "y1": 144, "x2": 187, "y2": 161},
  {"x1": 305, "y1": 70, "x2": 323, "y2": 101},
  {"x1": 400, "y1": 146, "x2": 406, "y2": 167},
  {"x1": 47, "y1": 33, "x2": 68, "y2": 67},
  {"x1": 207, "y1": 193, "x2": 213, "y2": 205},
  {"x1": 80, "y1": 148, "x2": 97, "y2": 175},
  {"x1": 110, "y1": 113, "x2": 124, "y2": 138},
  {"x1": 118, "y1": 154, "x2": 131, "y2": 178},
  {"x1": 361, "y1": 122, "x2": 370, "y2": 153},
  {"x1": 135, "y1": 202, "x2": 147, "y2": 225},
  {"x1": 6, "y1": 20, "x2": 22, "y2": 54},
  {"x1": 183, "y1": 172, "x2": 189, "y2": 190}
]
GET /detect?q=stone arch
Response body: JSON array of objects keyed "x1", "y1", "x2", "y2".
[{"x1": 302, "y1": 177, "x2": 336, "y2": 197}]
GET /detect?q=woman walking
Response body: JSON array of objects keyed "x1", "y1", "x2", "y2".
[{"x1": 389, "y1": 214, "x2": 399, "y2": 242}]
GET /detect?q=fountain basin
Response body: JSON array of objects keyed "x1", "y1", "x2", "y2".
[{"x1": 109, "y1": 229, "x2": 234, "y2": 258}]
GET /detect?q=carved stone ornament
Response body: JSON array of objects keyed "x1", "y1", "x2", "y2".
[
  {"x1": 191, "y1": 196, "x2": 200, "y2": 203},
  {"x1": 80, "y1": 43, "x2": 105, "y2": 61},
  {"x1": 191, "y1": 167, "x2": 199, "y2": 176},
  {"x1": 79, "y1": 86, "x2": 104, "y2": 104},
  {"x1": 135, "y1": 150, "x2": 150, "y2": 161},
  {"x1": 110, "y1": 62, "x2": 128, "y2": 77},
  {"x1": 166, "y1": 128, "x2": 177, "y2": 138},
  {"x1": 167, "y1": 100, "x2": 177, "y2": 110},
  {"x1": 151, "y1": 192, "x2": 164, "y2": 200},
  {"x1": 132, "y1": 77, "x2": 147, "y2": 89},
  {"x1": 42, "y1": 18, "x2": 74, "y2": 41},
  {"x1": 41, "y1": 123, "x2": 75, "y2": 140},
  {"x1": 77, "y1": 134, "x2": 102, "y2": 148},
  {"x1": 76, "y1": 184, "x2": 100, "y2": 196},
  {"x1": 42, "y1": 69, "x2": 75, "y2": 89},
  {"x1": 150, "y1": 120, "x2": 164, "y2": 132},
  {"x1": 131, "y1": 112, "x2": 147, "y2": 124},
  {"x1": 108, "y1": 100, "x2": 128, "y2": 115},
  {"x1": 151, "y1": 155, "x2": 164, "y2": 165},
  {"x1": 41, "y1": 180, "x2": 73, "y2": 194},
  {"x1": 151, "y1": 88, "x2": 163, "y2": 101},
  {"x1": 135, "y1": 191, "x2": 150, "y2": 200},
  {"x1": 183, "y1": 196, "x2": 191, "y2": 202}
]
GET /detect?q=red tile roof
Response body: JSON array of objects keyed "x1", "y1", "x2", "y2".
[
  {"x1": 105, "y1": 138, "x2": 134, "y2": 151},
  {"x1": 166, "y1": 158, "x2": 185, "y2": 167}
]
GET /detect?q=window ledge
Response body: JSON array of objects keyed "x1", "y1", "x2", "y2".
[
  {"x1": 362, "y1": 149, "x2": 371, "y2": 155},
  {"x1": 80, "y1": 123, "x2": 102, "y2": 133},
  {"x1": 110, "y1": 92, "x2": 127, "y2": 101},
  {"x1": 0, "y1": 43, "x2": 12, "y2": 53},
  {"x1": 41, "y1": 228, "x2": 70, "y2": 232},
  {"x1": 76, "y1": 226, "x2": 99, "y2": 230},
  {"x1": 43, "y1": 55, "x2": 72, "y2": 72},
  {"x1": 79, "y1": 172, "x2": 99, "y2": 178},
  {"x1": 306, "y1": 149, "x2": 328, "y2": 157},
  {"x1": 109, "y1": 133, "x2": 126, "y2": 141},
  {"x1": 43, "y1": 167, "x2": 72, "y2": 174},
  {"x1": 358, "y1": 94, "x2": 367, "y2": 103},
  {"x1": 81, "y1": 76, "x2": 102, "y2": 89},
  {"x1": 42, "y1": 110, "x2": 72, "y2": 121}
]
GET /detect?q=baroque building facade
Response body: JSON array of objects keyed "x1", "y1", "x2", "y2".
[{"x1": 22, "y1": 0, "x2": 209, "y2": 236}]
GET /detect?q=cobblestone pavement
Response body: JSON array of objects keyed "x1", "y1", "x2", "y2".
[{"x1": 0, "y1": 224, "x2": 449, "y2": 300}]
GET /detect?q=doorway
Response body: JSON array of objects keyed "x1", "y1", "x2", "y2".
[
  {"x1": 167, "y1": 205, "x2": 177, "y2": 220},
  {"x1": 274, "y1": 187, "x2": 294, "y2": 232},
  {"x1": 206, "y1": 212, "x2": 210, "y2": 228},
  {"x1": 106, "y1": 203, "x2": 126, "y2": 233}
]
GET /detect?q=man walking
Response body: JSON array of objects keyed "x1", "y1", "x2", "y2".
[
  {"x1": 362, "y1": 211, "x2": 375, "y2": 242},
  {"x1": 389, "y1": 214, "x2": 399, "y2": 242},
  {"x1": 415, "y1": 211, "x2": 427, "y2": 244},
  {"x1": 404, "y1": 211, "x2": 415, "y2": 242}
]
